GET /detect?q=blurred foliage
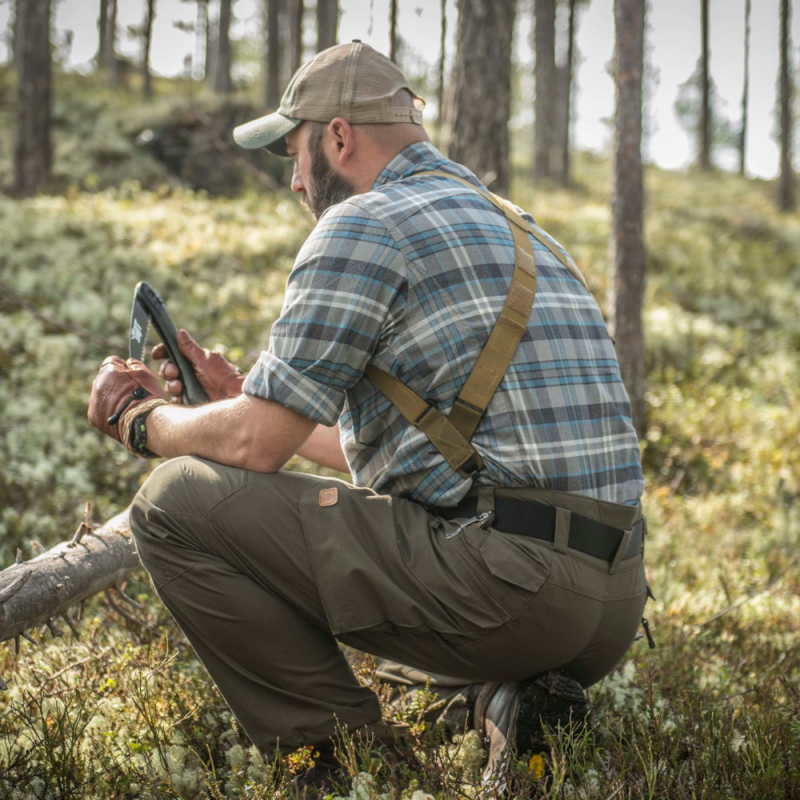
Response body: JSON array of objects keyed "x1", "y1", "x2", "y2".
[{"x1": 1, "y1": 70, "x2": 799, "y2": 799}]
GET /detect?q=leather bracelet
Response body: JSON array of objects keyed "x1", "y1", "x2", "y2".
[{"x1": 120, "y1": 398, "x2": 169, "y2": 459}]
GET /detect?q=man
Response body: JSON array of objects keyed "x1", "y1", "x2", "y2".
[{"x1": 88, "y1": 42, "x2": 647, "y2": 791}]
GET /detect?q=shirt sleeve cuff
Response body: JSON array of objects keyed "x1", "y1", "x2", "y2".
[{"x1": 242, "y1": 350, "x2": 345, "y2": 427}]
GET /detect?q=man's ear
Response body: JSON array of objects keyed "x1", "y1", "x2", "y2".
[{"x1": 327, "y1": 118, "x2": 355, "y2": 165}]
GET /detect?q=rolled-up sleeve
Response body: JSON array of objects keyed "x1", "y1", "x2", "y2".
[{"x1": 243, "y1": 200, "x2": 407, "y2": 426}]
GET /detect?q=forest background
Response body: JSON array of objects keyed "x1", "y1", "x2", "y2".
[{"x1": 0, "y1": 0, "x2": 798, "y2": 798}]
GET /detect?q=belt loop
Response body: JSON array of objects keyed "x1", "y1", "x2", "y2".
[
  {"x1": 554, "y1": 508, "x2": 570, "y2": 554},
  {"x1": 608, "y1": 528, "x2": 633, "y2": 575},
  {"x1": 476, "y1": 486, "x2": 496, "y2": 517}
]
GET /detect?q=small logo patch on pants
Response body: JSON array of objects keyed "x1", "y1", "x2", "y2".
[{"x1": 319, "y1": 487, "x2": 338, "y2": 507}]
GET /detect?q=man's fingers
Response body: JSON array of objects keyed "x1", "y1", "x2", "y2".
[
  {"x1": 159, "y1": 360, "x2": 180, "y2": 381},
  {"x1": 165, "y1": 379, "x2": 184, "y2": 401},
  {"x1": 101, "y1": 355, "x2": 126, "y2": 369},
  {"x1": 151, "y1": 342, "x2": 167, "y2": 360}
]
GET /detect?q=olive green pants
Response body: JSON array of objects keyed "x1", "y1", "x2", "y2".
[{"x1": 130, "y1": 457, "x2": 647, "y2": 755}]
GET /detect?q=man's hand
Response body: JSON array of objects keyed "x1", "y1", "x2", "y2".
[
  {"x1": 87, "y1": 356, "x2": 167, "y2": 453},
  {"x1": 152, "y1": 329, "x2": 244, "y2": 404}
]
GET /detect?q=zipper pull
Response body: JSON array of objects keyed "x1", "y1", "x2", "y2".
[{"x1": 445, "y1": 510, "x2": 495, "y2": 539}]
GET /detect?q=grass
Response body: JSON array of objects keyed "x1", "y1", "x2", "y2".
[{"x1": 0, "y1": 72, "x2": 799, "y2": 798}]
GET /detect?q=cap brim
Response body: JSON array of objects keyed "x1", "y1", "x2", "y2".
[{"x1": 232, "y1": 112, "x2": 303, "y2": 156}]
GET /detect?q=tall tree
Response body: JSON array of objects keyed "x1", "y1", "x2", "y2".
[
  {"x1": 106, "y1": 0, "x2": 119, "y2": 85},
  {"x1": 555, "y1": 0, "x2": 580, "y2": 186},
  {"x1": 779, "y1": 0, "x2": 795, "y2": 210},
  {"x1": 13, "y1": 0, "x2": 52, "y2": 197},
  {"x1": 739, "y1": 0, "x2": 750, "y2": 176},
  {"x1": 437, "y1": 0, "x2": 447, "y2": 137},
  {"x1": 98, "y1": 0, "x2": 108, "y2": 69},
  {"x1": 610, "y1": 0, "x2": 647, "y2": 439},
  {"x1": 316, "y1": 0, "x2": 337, "y2": 52},
  {"x1": 142, "y1": 0, "x2": 156, "y2": 97},
  {"x1": 288, "y1": 0, "x2": 303, "y2": 72},
  {"x1": 210, "y1": 0, "x2": 233, "y2": 93},
  {"x1": 265, "y1": 0, "x2": 281, "y2": 107},
  {"x1": 449, "y1": 0, "x2": 516, "y2": 196},
  {"x1": 389, "y1": 0, "x2": 398, "y2": 63},
  {"x1": 699, "y1": 0, "x2": 711, "y2": 170},
  {"x1": 534, "y1": 0, "x2": 556, "y2": 180}
]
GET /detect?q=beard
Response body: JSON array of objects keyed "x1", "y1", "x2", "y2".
[{"x1": 304, "y1": 125, "x2": 356, "y2": 220}]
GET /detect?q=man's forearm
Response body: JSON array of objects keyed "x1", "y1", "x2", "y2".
[
  {"x1": 146, "y1": 393, "x2": 317, "y2": 473},
  {"x1": 296, "y1": 423, "x2": 350, "y2": 473}
]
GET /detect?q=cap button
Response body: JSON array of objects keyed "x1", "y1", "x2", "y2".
[{"x1": 352, "y1": 39, "x2": 362, "y2": 43}]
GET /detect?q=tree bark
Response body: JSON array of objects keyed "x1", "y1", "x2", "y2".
[
  {"x1": 142, "y1": 0, "x2": 156, "y2": 98},
  {"x1": 106, "y1": 0, "x2": 118, "y2": 86},
  {"x1": 265, "y1": 0, "x2": 282, "y2": 107},
  {"x1": 13, "y1": 0, "x2": 52, "y2": 198},
  {"x1": 288, "y1": 0, "x2": 303, "y2": 73},
  {"x1": 436, "y1": 0, "x2": 447, "y2": 149},
  {"x1": 211, "y1": 0, "x2": 233, "y2": 93},
  {"x1": 0, "y1": 509, "x2": 138, "y2": 647},
  {"x1": 316, "y1": 0, "x2": 338, "y2": 52},
  {"x1": 699, "y1": 0, "x2": 711, "y2": 170},
  {"x1": 610, "y1": 0, "x2": 647, "y2": 440},
  {"x1": 557, "y1": 0, "x2": 577, "y2": 186},
  {"x1": 534, "y1": 0, "x2": 556, "y2": 181},
  {"x1": 98, "y1": 0, "x2": 108, "y2": 70},
  {"x1": 779, "y1": 0, "x2": 795, "y2": 211},
  {"x1": 739, "y1": 0, "x2": 750, "y2": 177},
  {"x1": 449, "y1": 0, "x2": 516, "y2": 196},
  {"x1": 389, "y1": 0, "x2": 398, "y2": 63}
]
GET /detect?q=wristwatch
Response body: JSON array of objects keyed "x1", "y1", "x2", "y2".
[{"x1": 129, "y1": 409, "x2": 157, "y2": 458}]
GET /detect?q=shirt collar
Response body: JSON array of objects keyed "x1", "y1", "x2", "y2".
[{"x1": 371, "y1": 142, "x2": 451, "y2": 190}]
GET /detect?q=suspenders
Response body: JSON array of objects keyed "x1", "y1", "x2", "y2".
[{"x1": 365, "y1": 171, "x2": 586, "y2": 479}]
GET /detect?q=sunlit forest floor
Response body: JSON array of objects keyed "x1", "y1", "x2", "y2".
[{"x1": 0, "y1": 70, "x2": 798, "y2": 799}]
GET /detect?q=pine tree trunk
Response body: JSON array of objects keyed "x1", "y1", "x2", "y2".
[
  {"x1": 265, "y1": 0, "x2": 282, "y2": 107},
  {"x1": 316, "y1": 0, "x2": 338, "y2": 52},
  {"x1": 534, "y1": 0, "x2": 556, "y2": 181},
  {"x1": 389, "y1": 0, "x2": 398, "y2": 63},
  {"x1": 558, "y1": 0, "x2": 577, "y2": 186},
  {"x1": 195, "y1": 0, "x2": 208, "y2": 80},
  {"x1": 437, "y1": 0, "x2": 447, "y2": 139},
  {"x1": 142, "y1": 0, "x2": 156, "y2": 98},
  {"x1": 449, "y1": 0, "x2": 516, "y2": 196},
  {"x1": 739, "y1": 0, "x2": 750, "y2": 176},
  {"x1": 699, "y1": 0, "x2": 711, "y2": 170},
  {"x1": 106, "y1": 0, "x2": 118, "y2": 86},
  {"x1": 610, "y1": 0, "x2": 647, "y2": 440},
  {"x1": 288, "y1": 0, "x2": 303, "y2": 73},
  {"x1": 779, "y1": 0, "x2": 795, "y2": 211},
  {"x1": 13, "y1": 0, "x2": 52, "y2": 198},
  {"x1": 98, "y1": 0, "x2": 108, "y2": 70},
  {"x1": 211, "y1": 0, "x2": 233, "y2": 93}
]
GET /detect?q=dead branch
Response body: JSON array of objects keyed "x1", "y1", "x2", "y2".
[{"x1": 0, "y1": 508, "x2": 139, "y2": 647}]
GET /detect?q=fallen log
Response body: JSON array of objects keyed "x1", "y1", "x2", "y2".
[{"x1": 0, "y1": 507, "x2": 139, "y2": 650}]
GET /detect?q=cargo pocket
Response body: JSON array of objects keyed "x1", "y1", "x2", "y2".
[{"x1": 479, "y1": 530, "x2": 553, "y2": 594}]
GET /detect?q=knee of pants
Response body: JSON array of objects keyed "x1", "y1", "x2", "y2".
[{"x1": 130, "y1": 455, "x2": 237, "y2": 564}]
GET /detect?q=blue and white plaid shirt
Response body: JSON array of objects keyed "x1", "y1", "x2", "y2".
[{"x1": 244, "y1": 143, "x2": 644, "y2": 507}]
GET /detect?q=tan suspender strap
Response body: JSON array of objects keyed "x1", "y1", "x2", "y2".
[{"x1": 365, "y1": 170, "x2": 548, "y2": 478}]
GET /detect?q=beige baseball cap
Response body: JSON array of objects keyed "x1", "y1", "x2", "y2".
[{"x1": 233, "y1": 41, "x2": 425, "y2": 156}]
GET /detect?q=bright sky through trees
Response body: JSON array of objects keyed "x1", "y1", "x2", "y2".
[{"x1": 0, "y1": 0, "x2": 794, "y2": 178}]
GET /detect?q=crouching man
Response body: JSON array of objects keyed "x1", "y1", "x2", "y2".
[{"x1": 88, "y1": 42, "x2": 648, "y2": 794}]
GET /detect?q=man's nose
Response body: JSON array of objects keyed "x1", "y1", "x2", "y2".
[{"x1": 291, "y1": 163, "x2": 304, "y2": 193}]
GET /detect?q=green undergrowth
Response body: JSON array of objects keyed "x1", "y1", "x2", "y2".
[{"x1": 1, "y1": 125, "x2": 799, "y2": 795}]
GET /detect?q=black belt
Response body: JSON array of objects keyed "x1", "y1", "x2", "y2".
[{"x1": 436, "y1": 496, "x2": 644, "y2": 562}]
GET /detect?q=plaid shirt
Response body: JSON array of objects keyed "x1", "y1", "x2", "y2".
[{"x1": 244, "y1": 143, "x2": 644, "y2": 507}]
